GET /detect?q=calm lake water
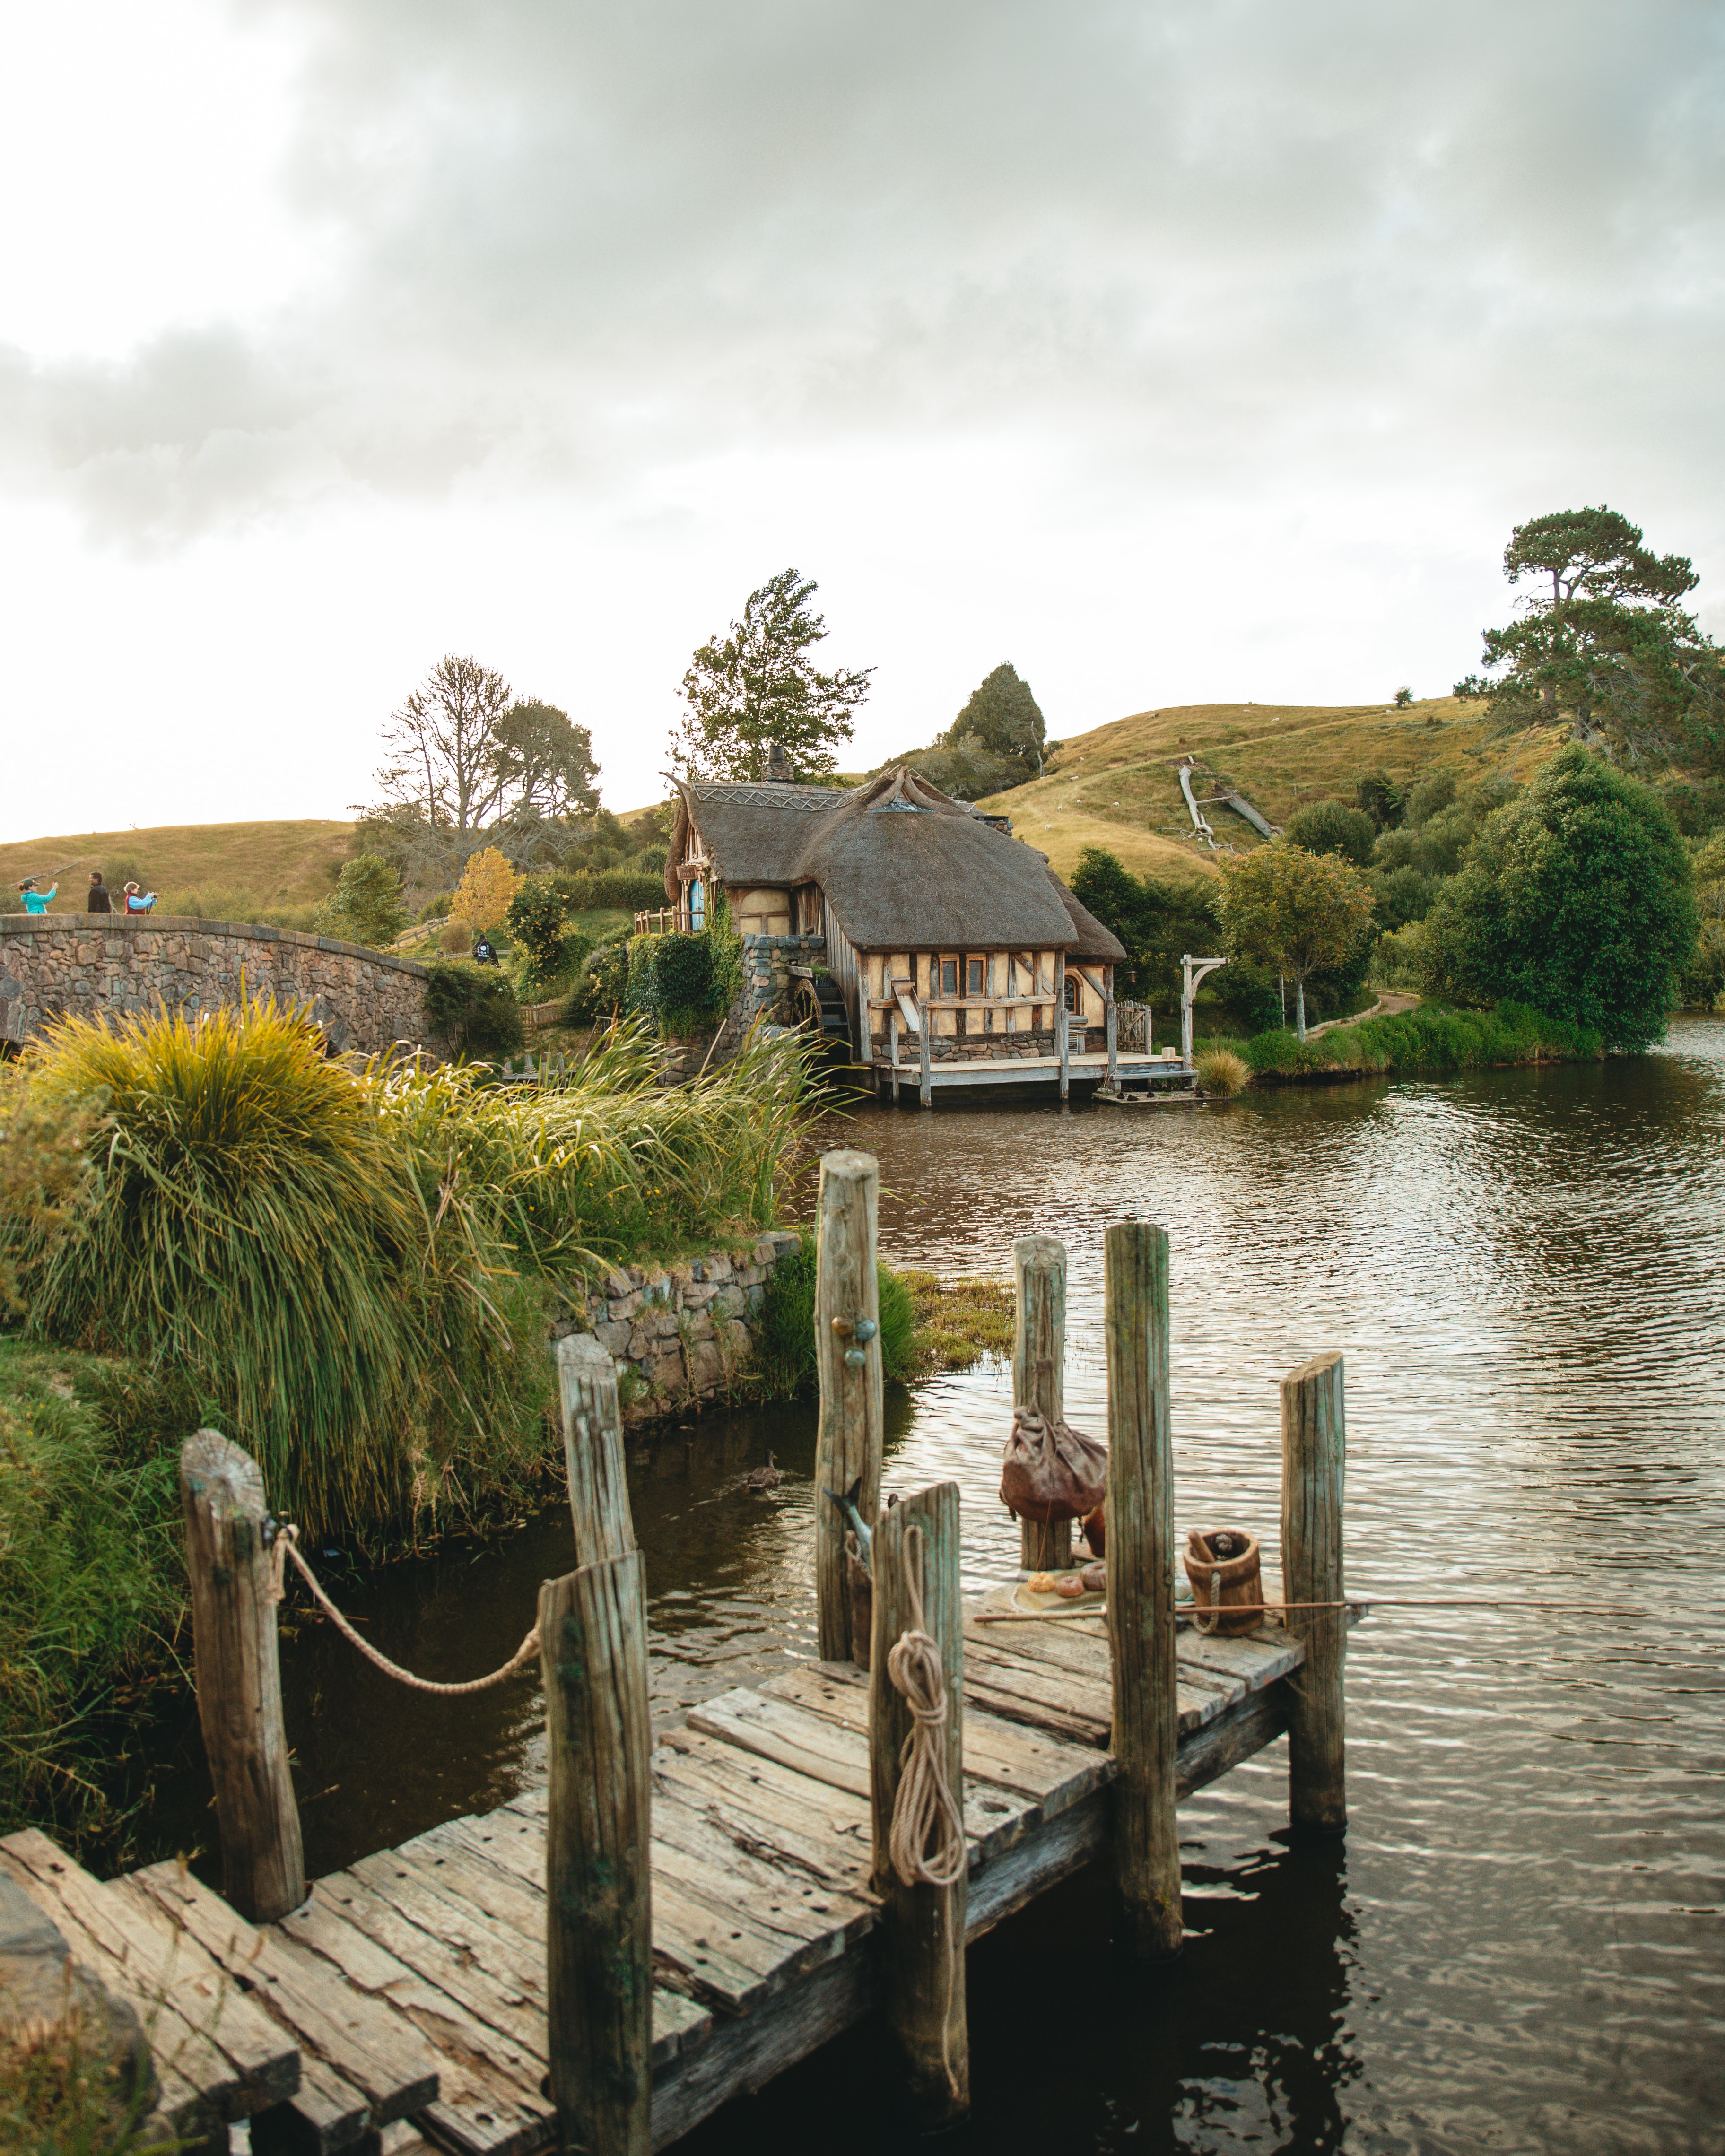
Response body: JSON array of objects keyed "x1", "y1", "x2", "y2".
[{"x1": 138, "y1": 1021, "x2": 1725, "y2": 2155}]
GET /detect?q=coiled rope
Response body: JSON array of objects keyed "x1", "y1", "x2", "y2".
[
  {"x1": 267, "y1": 1524, "x2": 541, "y2": 1696},
  {"x1": 883, "y1": 1520, "x2": 967, "y2": 2098}
]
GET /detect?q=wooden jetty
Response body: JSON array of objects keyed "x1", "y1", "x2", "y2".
[{"x1": 0, "y1": 1154, "x2": 1358, "y2": 2155}]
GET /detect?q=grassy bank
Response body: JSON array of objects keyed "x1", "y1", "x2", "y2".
[
  {"x1": 1206, "y1": 1000, "x2": 1605, "y2": 1084},
  {"x1": 752, "y1": 1243, "x2": 1016, "y2": 1394}
]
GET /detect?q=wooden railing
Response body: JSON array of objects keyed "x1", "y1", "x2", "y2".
[{"x1": 632, "y1": 907, "x2": 679, "y2": 935}]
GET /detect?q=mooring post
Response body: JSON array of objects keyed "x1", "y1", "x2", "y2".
[
  {"x1": 179, "y1": 1431, "x2": 306, "y2": 1925},
  {"x1": 918, "y1": 997, "x2": 932, "y2": 1109},
  {"x1": 557, "y1": 1332, "x2": 638, "y2": 1567},
  {"x1": 1281, "y1": 1350, "x2": 1347, "y2": 1833},
  {"x1": 1104, "y1": 1222, "x2": 1181, "y2": 1961},
  {"x1": 1105, "y1": 990, "x2": 1118, "y2": 1091},
  {"x1": 1012, "y1": 1235, "x2": 1072, "y2": 1574},
  {"x1": 814, "y1": 1149, "x2": 885, "y2": 1660},
  {"x1": 1056, "y1": 954, "x2": 1070, "y2": 1100},
  {"x1": 542, "y1": 1551, "x2": 652, "y2": 2156},
  {"x1": 889, "y1": 1011, "x2": 901, "y2": 1104},
  {"x1": 870, "y1": 1479, "x2": 969, "y2": 2127}
]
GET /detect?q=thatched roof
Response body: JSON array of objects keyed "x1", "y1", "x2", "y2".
[{"x1": 667, "y1": 769, "x2": 1126, "y2": 961}]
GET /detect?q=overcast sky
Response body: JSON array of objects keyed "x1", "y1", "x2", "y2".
[{"x1": 3, "y1": 0, "x2": 1722, "y2": 841}]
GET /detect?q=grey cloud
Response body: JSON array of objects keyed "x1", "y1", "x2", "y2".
[{"x1": 8, "y1": 0, "x2": 1722, "y2": 542}]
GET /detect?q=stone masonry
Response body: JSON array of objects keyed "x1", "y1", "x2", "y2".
[
  {"x1": 551, "y1": 1230, "x2": 802, "y2": 1422},
  {"x1": 0, "y1": 917, "x2": 440, "y2": 1056}
]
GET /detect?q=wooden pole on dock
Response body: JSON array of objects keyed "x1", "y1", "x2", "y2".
[
  {"x1": 179, "y1": 1432, "x2": 306, "y2": 1925},
  {"x1": 869, "y1": 1479, "x2": 969, "y2": 2127},
  {"x1": 1281, "y1": 1350, "x2": 1347, "y2": 1833},
  {"x1": 814, "y1": 1149, "x2": 885, "y2": 1661},
  {"x1": 1056, "y1": 954, "x2": 1070, "y2": 1100},
  {"x1": 918, "y1": 997, "x2": 932, "y2": 1108},
  {"x1": 542, "y1": 1551, "x2": 652, "y2": 2156},
  {"x1": 557, "y1": 1332, "x2": 638, "y2": 1568},
  {"x1": 1012, "y1": 1236, "x2": 1072, "y2": 1574},
  {"x1": 1103, "y1": 1224, "x2": 1181, "y2": 1962}
]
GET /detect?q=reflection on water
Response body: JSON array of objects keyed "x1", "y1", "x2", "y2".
[{"x1": 134, "y1": 1023, "x2": 1725, "y2": 2153}]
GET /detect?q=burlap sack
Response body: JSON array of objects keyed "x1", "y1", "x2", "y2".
[{"x1": 1000, "y1": 1406, "x2": 1108, "y2": 1526}]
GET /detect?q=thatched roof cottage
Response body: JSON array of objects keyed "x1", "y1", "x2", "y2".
[{"x1": 662, "y1": 767, "x2": 1157, "y2": 1101}]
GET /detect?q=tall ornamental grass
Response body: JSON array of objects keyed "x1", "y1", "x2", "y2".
[{"x1": 5, "y1": 1002, "x2": 818, "y2": 1539}]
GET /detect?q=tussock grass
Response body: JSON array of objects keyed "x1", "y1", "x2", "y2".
[
  {"x1": 751, "y1": 1237, "x2": 919, "y2": 1397},
  {"x1": 897, "y1": 1271, "x2": 1015, "y2": 1372},
  {"x1": 6, "y1": 1003, "x2": 820, "y2": 1541},
  {"x1": 1193, "y1": 1046, "x2": 1250, "y2": 1096}
]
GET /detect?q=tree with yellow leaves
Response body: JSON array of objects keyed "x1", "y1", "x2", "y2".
[{"x1": 451, "y1": 847, "x2": 522, "y2": 938}]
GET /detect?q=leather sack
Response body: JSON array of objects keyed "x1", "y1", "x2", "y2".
[{"x1": 1000, "y1": 1406, "x2": 1108, "y2": 1526}]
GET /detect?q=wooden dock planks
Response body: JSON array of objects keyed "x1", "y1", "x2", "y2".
[{"x1": 79, "y1": 1583, "x2": 1344, "y2": 2156}]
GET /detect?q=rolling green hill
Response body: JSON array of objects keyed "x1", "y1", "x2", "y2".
[
  {"x1": 0, "y1": 819, "x2": 355, "y2": 922},
  {"x1": 980, "y1": 696, "x2": 1573, "y2": 882}
]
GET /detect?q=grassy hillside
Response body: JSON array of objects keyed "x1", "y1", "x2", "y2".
[
  {"x1": 982, "y1": 696, "x2": 1572, "y2": 880},
  {"x1": 0, "y1": 819, "x2": 355, "y2": 919}
]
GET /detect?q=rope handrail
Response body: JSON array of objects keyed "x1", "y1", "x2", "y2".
[{"x1": 268, "y1": 1524, "x2": 541, "y2": 1696}]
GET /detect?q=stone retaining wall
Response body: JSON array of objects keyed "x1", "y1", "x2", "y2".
[
  {"x1": 0, "y1": 917, "x2": 440, "y2": 1056},
  {"x1": 551, "y1": 1230, "x2": 802, "y2": 1421}
]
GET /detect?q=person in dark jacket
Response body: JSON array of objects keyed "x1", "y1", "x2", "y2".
[{"x1": 87, "y1": 871, "x2": 112, "y2": 913}]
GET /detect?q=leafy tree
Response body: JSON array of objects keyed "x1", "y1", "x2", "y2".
[
  {"x1": 670, "y1": 569, "x2": 872, "y2": 781},
  {"x1": 1218, "y1": 846, "x2": 1376, "y2": 1041},
  {"x1": 1687, "y1": 832, "x2": 1725, "y2": 1007},
  {"x1": 362, "y1": 658, "x2": 602, "y2": 887},
  {"x1": 1456, "y1": 507, "x2": 1725, "y2": 766},
  {"x1": 945, "y1": 663, "x2": 1047, "y2": 775},
  {"x1": 314, "y1": 854, "x2": 409, "y2": 949},
  {"x1": 1356, "y1": 771, "x2": 1405, "y2": 830},
  {"x1": 505, "y1": 876, "x2": 572, "y2": 973},
  {"x1": 567, "y1": 941, "x2": 630, "y2": 1024},
  {"x1": 1069, "y1": 847, "x2": 1221, "y2": 1004},
  {"x1": 1420, "y1": 746, "x2": 1697, "y2": 1049},
  {"x1": 1392, "y1": 685, "x2": 1414, "y2": 709},
  {"x1": 451, "y1": 847, "x2": 521, "y2": 938},
  {"x1": 1283, "y1": 800, "x2": 1377, "y2": 868}
]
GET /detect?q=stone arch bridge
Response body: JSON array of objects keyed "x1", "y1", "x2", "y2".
[{"x1": 0, "y1": 916, "x2": 438, "y2": 1057}]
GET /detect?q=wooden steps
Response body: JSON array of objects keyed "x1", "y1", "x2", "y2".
[{"x1": 9, "y1": 1589, "x2": 1334, "y2": 2156}]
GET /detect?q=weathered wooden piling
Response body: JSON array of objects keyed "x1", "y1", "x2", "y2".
[
  {"x1": 541, "y1": 1551, "x2": 652, "y2": 2156},
  {"x1": 1281, "y1": 1349, "x2": 1347, "y2": 1833},
  {"x1": 870, "y1": 1479, "x2": 969, "y2": 2126},
  {"x1": 179, "y1": 1432, "x2": 306, "y2": 1925},
  {"x1": 814, "y1": 1149, "x2": 886, "y2": 1661},
  {"x1": 1103, "y1": 1223, "x2": 1182, "y2": 1961},
  {"x1": 1056, "y1": 954, "x2": 1070, "y2": 1101},
  {"x1": 557, "y1": 1331, "x2": 638, "y2": 1567},
  {"x1": 1012, "y1": 1235, "x2": 1071, "y2": 1574},
  {"x1": 918, "y1": 998, "x2": 932, "y2": 1108}
]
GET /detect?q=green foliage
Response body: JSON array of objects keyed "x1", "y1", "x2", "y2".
[
  {"x1": 1068, "y1": 845, "x2": 1221, "y2": 1002},
  {"x1": 1685, "y1": 831, "x2": 1725, "y2": 1006},
  {"x1": 1283, "y1": 800, "x2": 1377, "y2": 867},
  {"x1": 551, "y1": 869, "x2": 667, "y2": 913},
  {"x1": 566, "y1": 940, "x2": 630, "y2": 1024},
  {"x1": 0, "y1": 1341, "x2": 187, "y2": 1849},
  {"x1": 1661, "y1": 777, "x2": 1725, "y2": 838},
  {"x1": 1392, "y1": 685, "x2": 1414, "y2": 708},
  {"x1": 1193, "y1": 1046, "x2": 1250, "y2": 1096},
  {"x1": 1419, "y1": 745, "x2": 1698, "y2": 1051},
  {"x1": 752, "y1": 1237, "x2": 918, "y2": 1398},
  {"x1": 877, "y1": 737, "x2": 1032, "y2": 801},
  {"x1": 423, "y1": 961, "x2": 527, "y2": 1060},
  {"x1": 1218, "y1": 844, "x2": 1377, "y2": 1039},
  {"x1": 1371, "y1": 863, "x2": 1438, "y2": 930},
  {"x1": 506, "y1": 875, "x2": 570, "y2": 971},
  {"x1": 1464, "y1": 505, "x2": 1725, "y2": 767},
  {"x1": 627, "y1": 932, "x2": 721, "y2": 1035},
  {"x1": 944, "y1": 662, "x2": 1047, "y2": 774},
  {"x1": 1223, "y1": 1000, "x2": 1602, "y2": 1081},
  {"x1": 6, "y1": 1004, "x2": 819, "y2": 1545},
  {"x1": 670, "y1": 568, "x2": 873, "y2": 781},
  {"x1": 1356, "y1": 771, "x2": 1406, "y2": 830},
  {"x1": 313, "y1": 854, "x2": 409, "y2": 948}
]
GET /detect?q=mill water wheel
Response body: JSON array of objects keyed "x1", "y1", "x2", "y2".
[{"x1": 792, "y1": 971, "x2": 852, "y2": 1055}]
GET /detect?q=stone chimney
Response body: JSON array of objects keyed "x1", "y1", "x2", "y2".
[{"x1": 766, "y1": 740, "x2": 792, "y2": 783}]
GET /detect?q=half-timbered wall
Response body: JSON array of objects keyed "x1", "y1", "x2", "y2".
[{"x1": 850, "y1": 948, "x2": 1110, "y2": 1061}]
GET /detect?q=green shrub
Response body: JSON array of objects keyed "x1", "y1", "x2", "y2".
[
  {"x1": 566, "y1": 940, "x2": 630, "y2": 1024},
  {"x1": 423, "y1": 961, "x2": 526, "y2": 1059},
  {"x1": 753, "y1": 1236, "x2": 918, "y2": 1398},
  {"x1": 551, "y1": 869, "x2": 667, "y2": 914},
  {"x1": 1229, "y1": 1000, "x2": 1603, "y2": 1082},
  {"x1": 627, "y1": 931, "x2": 722, "y2": 1035},
  {"x1": 506, "y1": 875, "x2": 571, "y2": 973},
  {"x1": 0, "y1": 1341, "x2": 185, "y2": 1850},
  {"x1": 314, "y1": 854, "x2": 409, "y2": 949},
  {"x1": 1194, "y1": 1046, "x2": 1250, "y2": 1096}
]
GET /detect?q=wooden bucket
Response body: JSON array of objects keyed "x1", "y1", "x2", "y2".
[{"x1": 1184, "y1": 1526, "x2": 1263, "y2": 1636}]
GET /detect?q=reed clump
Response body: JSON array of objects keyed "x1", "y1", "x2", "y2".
[
  {"x1": 1193, "y1": 1046, "x2": 1250, "y2": 1097},
  {"x1": 1200, "y1": 1001, "x2": 1603, "y2": 1086},
  {"x1": 4, "y1": 1001, "x2": 819, "y2": 1543}
]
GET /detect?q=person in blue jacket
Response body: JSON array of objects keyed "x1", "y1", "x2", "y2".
[{"x1": 16, "y1": 878, "x2": 56, "y2": 914}]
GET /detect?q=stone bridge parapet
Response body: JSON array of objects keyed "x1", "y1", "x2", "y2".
[{"x1": 0, "y1": 916, "x2": 438, "y2": 1057}]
